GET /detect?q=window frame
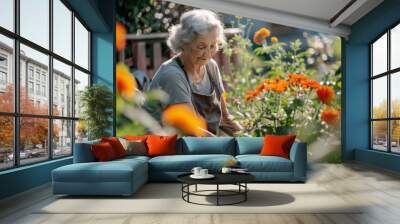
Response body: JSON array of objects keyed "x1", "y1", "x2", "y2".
[
  {"x1": 370, "y1": 20, "x2": 400, "y2": 154},
  {"x1": 0, "y1": 0, "x2": 92, "y2": 171}
]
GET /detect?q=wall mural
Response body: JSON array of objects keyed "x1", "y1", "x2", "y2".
[{"x1": 116, "y1": 0, "x2": 342, "y2": 163}]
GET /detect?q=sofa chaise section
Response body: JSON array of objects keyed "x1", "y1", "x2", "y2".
[{"x1": 52, "y1": 142, "x2": 149, "y2": 196}]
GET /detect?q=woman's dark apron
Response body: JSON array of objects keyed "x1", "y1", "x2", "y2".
[{"x1": 176, "y1": 58, "x2": 222, "y2": 135}]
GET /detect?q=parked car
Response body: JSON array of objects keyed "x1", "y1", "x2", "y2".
[{"x1": 7, "y1": 150, "x2": 32, "y2": 160}]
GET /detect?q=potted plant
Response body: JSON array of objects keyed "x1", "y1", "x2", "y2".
[{"x1": 79, "y1": 84, "x2": 113, "y2": 140}]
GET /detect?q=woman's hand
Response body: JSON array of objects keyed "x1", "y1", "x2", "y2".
[
  {"x1": 220, "y1": 116, "x2": 242, "y2": 135},
  {"x1": 219, "y1": 94, "x2": 242, "y2": 135}
]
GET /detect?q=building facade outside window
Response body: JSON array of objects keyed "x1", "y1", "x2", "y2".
[
  {"x1": 370, "y1": 22, "x2": 400, "y2": 154},
  {"x1": 0, "y1": 0, "x2": 91, "y2": 170}
]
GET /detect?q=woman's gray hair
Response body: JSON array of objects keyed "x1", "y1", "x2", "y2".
[{"x1": 167, "y1": 9, "x2": 226, "y2": 54}]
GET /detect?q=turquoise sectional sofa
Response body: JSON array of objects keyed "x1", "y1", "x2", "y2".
[{"x1": 52, "y1": 137, "x2": 307, "y2": 196}]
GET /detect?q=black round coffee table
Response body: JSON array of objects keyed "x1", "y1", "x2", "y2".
[{"x1": 177, "y1": 173, "x2": 255, "y2": 206}]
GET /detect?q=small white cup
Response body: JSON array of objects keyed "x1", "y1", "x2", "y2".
[
  {"x1": 191, "y1": 167, "x2": 202, "y2": 176},
  {"x1": 200, "y1": 169, "x2": 208, "y2": 176},
  {"x1": 221, "y1": 167, "x2": 232, "y2": 174}
]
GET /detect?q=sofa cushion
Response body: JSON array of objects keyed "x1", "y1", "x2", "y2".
[
  {"x1": 178, "y1": 137, "x2": 235, "y2": 155},
  {"x1": 91, "y1": 142, "x2": 118, "y2": 161},
  {"x1": 236, "y1": 155, "x2": 293, "y2": 172},
  {"x1": 146, "y1": 135, "x2": 177, "y2": 157},
  {"x1": 52, "y1": 158, "x2": 147, "y2": 183},
  {"x1": 119, "y1": 138, "x2": 147, "y2": 156},
  {"x1": 260, "y1": 135, "x2": 296, "y2": 159},
  {"x1": 149, "y1": 154, "x2": 235, "y2": 172},
  {"x1": 235, "y1": 137, "x2": 263, "y2": 155},
  {"x1": 73, "y1": 139, "x2": 100, "y2": 163},
  {"x1": 115, "y1": 155, "x2": 150, "y2": 163},
  {"x1": 101, "y1": 137, "x2": 127, "y2": 158}
]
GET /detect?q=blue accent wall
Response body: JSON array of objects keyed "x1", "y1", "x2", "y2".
[
  {"x1": 344, "y1": 0, "x2": 400, "y2": 171},
  {"x1": 92, "y1": 31, "x2": 115, "y2": 136},
  {"x1": 0, "y1": 0, "x2": 115, "y2": 200},
  {"x1": 0, "y1": 158, "x2": 72, "y2": 199}
]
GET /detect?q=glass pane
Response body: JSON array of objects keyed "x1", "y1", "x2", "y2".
[
  {"x1": 391, "y1": 120, "x2": 400, "y2": 153},
  {"x1": 0, "y1": 116, "x2": 13, "y2": 170},
  {"x1": 53, "y1": 59, "x2": 72, "y2": 117},
  {"x1": 53, "y1": 119, "x2": 72, "y2": 158},
  {"x1": 20, "y1": 0, "x2": 49, "y2": 49},
  {"x1": 20, "y1": 44, "x2": 49, "y2": 115},
  {"x1": 20, "y1": 117, "x2": 49, "y2": 165},
  {"x1": 53, "y1": 0, "x2": 72, "y2": 60},
  {"x1": 372, "y1": 33, "x2": 387, "y2": 76},
  {"x1": 75, "y1": 120, "x2": 88, "y2": 143},
  {"x1": 391, "y1": 24, "x2": 400, "y2": 70},
  {"x1": 391, "y1": 72, "x2": 400, "y2": 118},
  {"x1": 0, "y1": 0, "x2": 14, "y2": 31},
  {"x1": 372, "y1": 121, "x2": 388, "y2": 151},
  {"x1": 0, "y1": 34, "x2": 14, "y2": 112},
  {"x1": 74, "y1": 69, "x2": 89, "y2": 118},
  {"x1": 74, "y1": 18, "x2": 89, "y2": 70},
  {"x1": 372, "y1": 77, "x2": 387, "y2": 119}
]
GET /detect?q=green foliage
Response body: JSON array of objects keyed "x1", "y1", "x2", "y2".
[
  {"x1": 79, "y1": 84, "x2": 113, "y2": 140},
  {"x1": 116, "y1": 0, "x2": 193, "y2": 58},
  {"x1": 222, "y1": 26, "x2": 342, "y2": 144}
]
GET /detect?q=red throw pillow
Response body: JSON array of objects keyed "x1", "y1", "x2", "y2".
[
  {"x1": 101, "y1": 137, "x2": 126, "y2": 158},
  {"x1": 146, "y1": 135, "x2": 177, "y2": 157},
  {"x1": 260, "y1": 135, "x2": 296, "y2": 159},
  {"x1": 91, "y1": 142, "x2": 117, "y2": 161}
]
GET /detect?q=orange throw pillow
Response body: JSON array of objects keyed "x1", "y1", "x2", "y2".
[
  {"x1": 146, "y1": 135, "x2": 177, "y2": 157},
  {"x1": 91, "y1": 142, "x2": 117, "y2": 161},
  {"x1": 260, "y1": 135, "x2": 296, "y2": 159},
  {"x1": 124, "y1": 135, "x2": 148, "y2": 141},
  {"x1": 101, "y1": 137, "x2": 126, "y2": 158}
]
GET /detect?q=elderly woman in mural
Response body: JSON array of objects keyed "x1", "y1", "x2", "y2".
[{"x1": 148, "y1": 9, "x2": 241, "y2": 136}]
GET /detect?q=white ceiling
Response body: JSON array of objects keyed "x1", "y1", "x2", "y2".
[{"x1": 170, "y1": 0, "x2": 384, "y2": 37}]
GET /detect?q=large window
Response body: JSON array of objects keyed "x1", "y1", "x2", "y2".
[
  {"x1": 371, "y1": 23, "x2": 400, "y2": 153},
  {"x1": 0, "y1": 0, "x2": 91, "y2": 171}
]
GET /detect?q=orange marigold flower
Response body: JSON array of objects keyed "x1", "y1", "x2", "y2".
[
  {"x1": 317, "y1": 86, "x2": 335, "y2": 104},
  {"x1": 258, "y1": 28, "x2": 271, "y2": 37},
  {"x1": 244, "y1": 90, "x2": 259, "y2": 102},
  {"x1": 306, "y1": 80, "x2": 321, "y2": 89},
  {"x1": 273, "y1": 80, "x2": 288, "y2": 93},
  {"x1": 253, "y1": 33, "x2": 264, "y2": 45},
  {"x1": 116, "y1": 63, "x2": 137, "y2": 97},
  {"x1": 271, "y1": 36, "x2": 279, "y2": 43},
  {"x1": 255, "y1": 84, "x2": 264, "y2": 93},
  {"x1": 244, "y1": 94, "x2": 252, "y2": 102},
  {"x1": 253, "y1": 27, "x2": 271, "y2": 45},
  {"x1": 162, "y1": 104, "x2": 207, "y2": 137},
  {"x1": 116, "y1": 22, "x2": 126, "y2": 52},
  {"x1": 235, "y1": 15, "x2": 243, "y2": 20},
  {"x1": 321, "y1": 108, "x2": 340, "y2": 125},
  {"x1": 264, "y1": 84, "x2": 271, "y2": 91},
  {"x1": 288, "y1": 73, "x2": 308, "y2": 83}
]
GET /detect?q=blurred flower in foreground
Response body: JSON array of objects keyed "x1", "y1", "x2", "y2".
[
  {"x1": 162, "y1": 104, "x2": 207, "y2": 137},
  {"x1": 235, "y1": 15, "x2": 243, "y2": 20},
  {"x1": 253, "y1": 27, "x2": 271, "y2": 45},
  {"x1": 116, "y1": 63, "x2": 137, "y2": 98},
  {"x1": 271, "y1": 36, "x2": 279, "y2": 43},
  {"x1": 226, "y1": 159, "x2": 237, "y2": 167},
  {"x1": 116, "y1": 22, "x2": 126, "y2": 52},
  {"x1": 317, "y1": 86, "x2": 335, "y2": 104},
  {"x1": 321, "y1": 107, "x2": 340, "y2": 125}
]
